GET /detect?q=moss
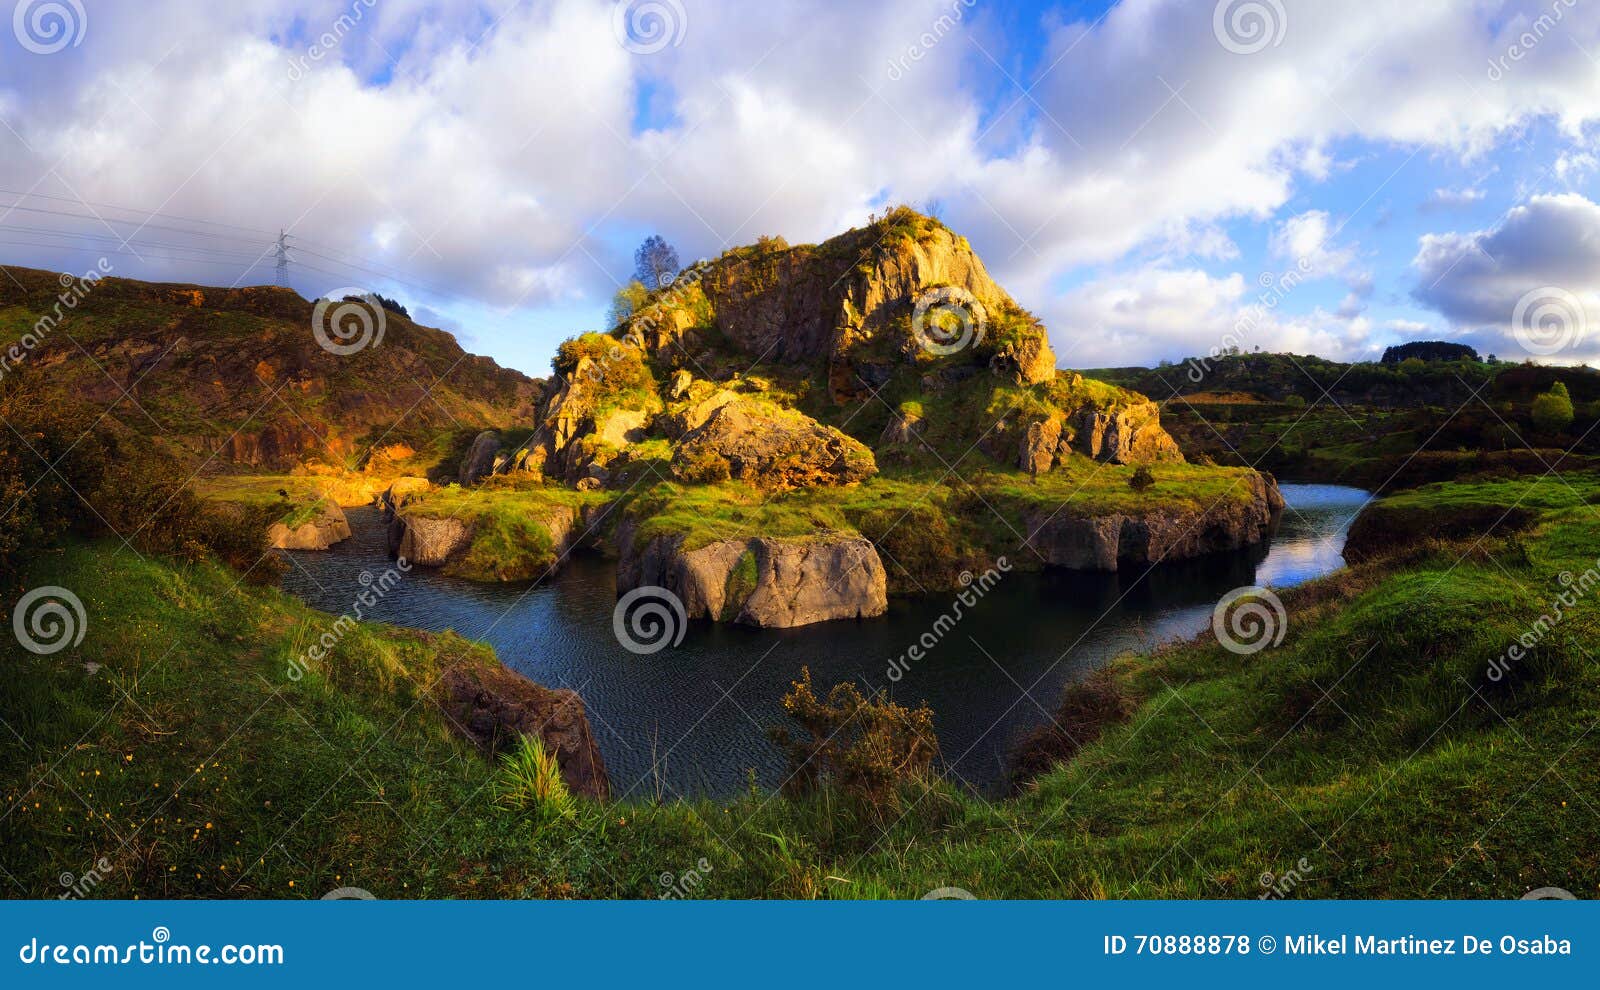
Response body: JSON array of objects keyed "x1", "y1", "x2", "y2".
[{"x1": 721, "y1": 549, "x2": 760, "y2": 621}]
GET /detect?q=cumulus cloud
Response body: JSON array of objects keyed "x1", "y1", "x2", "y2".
[
  {"x1": 1045, "y1": 264, "x2": 1373, "y2": 370},
  {"x1": 1, "y1": 0, "x2": 1599, "y2": 370},
  {"x1": 1412, "y1": 193, "x2": 1600, "y2": 361}
]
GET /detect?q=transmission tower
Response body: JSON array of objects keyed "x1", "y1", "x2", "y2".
[{"x1": 273, "y1": 230, "x2": 293, "y2": 286}]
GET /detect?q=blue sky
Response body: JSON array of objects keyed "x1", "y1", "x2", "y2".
[{"x1": 2, "y1": 0, "x2": 1598, "y2": 375}]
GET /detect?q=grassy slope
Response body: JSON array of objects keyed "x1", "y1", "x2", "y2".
[{"x1": 6, "y1": 472, "x2": 1598, "y2": 898}]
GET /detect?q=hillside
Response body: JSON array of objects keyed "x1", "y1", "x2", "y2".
[
  {"x1": 372, "y1": 208, "x2": 1282, "y2": 623},
  {"x1": 1087, "y1": 352, "x2": 1600, "y2": 486},
  {"x1": 0, "y1": 265, "x2": 540, "y2": 478}
]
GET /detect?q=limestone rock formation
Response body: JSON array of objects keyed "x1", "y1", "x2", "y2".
[
  {"x1": 459, "y1": 431, "x2": 503, "y2": 486},
  {"x1": 1073, "y1": 402, "x2": 1185, "y2": 465},
  {"x1": 1022, "y1": 472, "x2": 1283, "y2": 569},
  {"x1": 266, "y1": 500, "x2": 352, "y2": 550},
  {"x1": 388, "y1": 513, "x2": 472, "y2": 566},
  {"x1": 670, "y1": 398, "x2": 876, "y2": 490},
  {"x1": 618, "y1": 527, "x2": 888, "y2": 628}
]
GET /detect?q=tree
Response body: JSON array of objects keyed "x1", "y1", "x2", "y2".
[
  {"x1": 1531, "y1": 381, "x2": 1575, "y2": 434},
  {"x1": 633, "y1": 235, "x2": 680, "y2": 290},
  {"x1": 607, "y1": 280, "x2": 649, "y2": 328}
]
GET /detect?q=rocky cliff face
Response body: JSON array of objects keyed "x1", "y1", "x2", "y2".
[
  {"x1": 617, "y1": 524, "x2": 888, "y2": 628},
  {"x1": 1022, "y1": 472, "x2": 1284, "y2": 570}
]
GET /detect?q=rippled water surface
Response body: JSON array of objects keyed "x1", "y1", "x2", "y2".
[{"x1": 281, "y1": 484, "x2": 1369, "y2": 798}]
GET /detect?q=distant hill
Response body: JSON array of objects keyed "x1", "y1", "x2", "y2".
[{"x1": 0, "y1": 266, "x2": 541, "y2": 476}]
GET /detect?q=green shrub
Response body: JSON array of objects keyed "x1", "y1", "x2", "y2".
[
  {"x1": 768, "y1": 667, "x2": 939, "y2": 819},
  {"x1": 493, "y1": 735, "x2": 574, "y2": 828},
  {"x1": 1531, "y1": 381, "x2": 1574, "y2": 434},
  {"x1": 1129, "y1": 465, "x2": 1156, "y2": 492}
]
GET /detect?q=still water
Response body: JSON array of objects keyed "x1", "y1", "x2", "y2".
[{"x1": 281, "y1": 484, "x2": 1369, "y2": 798}]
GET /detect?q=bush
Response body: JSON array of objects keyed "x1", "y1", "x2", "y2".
[
  {"x1": 1531, "y1": 381, "x2": 1574, "y2": 434},
  {"x1": 1129, "y1": 465, "x2": 1156, "y2": 492},
  {"x1": 493, "y1": 735, "x2": 574, "y2": 828},
  {"x1": 768, "y1": 667, "x2": 939, "y2": 818}
]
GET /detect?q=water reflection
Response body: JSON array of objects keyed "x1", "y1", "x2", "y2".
[{"x1": 281, "y1": 484, "x2": 1369, "y2": 798}]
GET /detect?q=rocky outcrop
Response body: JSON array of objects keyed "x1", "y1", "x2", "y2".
[
  {"x1": 618, "y1": 526, "x2": 888, "y2": 628},
  {"x1": 1073, "y1": 402, "x2": 1184, "y2": 465},
  {"x1": 671, "y1": 399, "x2": 876, "y2": 490},
  {"x1": 267, "y1": 500, "x2": 352, "y2": 550},
  {"x1": 1023, "y1": 472, "x2": 1282, "y2": 570},
  {"x1": 989, "y1": 330, "x2": 1056, "y2": 386},
  {"x1": 459, "y1": 431, "x2": 503, "y2": 485},
  {"x1": 1020, "y1": 417, "x2": 1063, "y2": 474},
  {"x1": 378, "y1": 477, "x2": 431, "y2": 517},
  {"x1": 387, "y1": 513, "x2": 472, "y2": 566},
  {"x1": 436, "y1": 661, "x2": 609, "y2": 799}
]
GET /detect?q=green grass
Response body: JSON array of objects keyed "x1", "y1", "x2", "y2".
[{"x1": 7, "y1": 475, "x2": 1599, "y2": 898}]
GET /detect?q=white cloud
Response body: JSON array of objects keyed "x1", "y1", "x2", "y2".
[
  {"x1": 2, "y1": 0, "x2": 1600, "y2": 372},
  {"x1": 1412, "y1": 193, "x2": 1600, "y2": 361},
  {"x1": 1046, "y1": 264, "x2": 1372, "y2": 370}
]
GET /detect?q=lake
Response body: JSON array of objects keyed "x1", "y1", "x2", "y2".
[{"x1": 281, "y1": 484, "x2": 1369, "y2": 799}]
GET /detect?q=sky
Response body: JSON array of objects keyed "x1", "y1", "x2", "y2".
[{"x1": 1, "y1": 0, "x2": 1598, "y2": 376}]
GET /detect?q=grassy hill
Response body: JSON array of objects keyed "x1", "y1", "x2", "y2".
[{"x1": 3, "y1": 471, "x2": 1595, "y2": 898}]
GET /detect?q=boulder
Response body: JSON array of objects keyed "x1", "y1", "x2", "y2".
[
  {"x1": 435, "y1": 662, "x2": 609, "y2": 799},
  {"x1": 458, "y1": 430, "x2": 503, "y2": 485},
  {"x1": 618, "y1": 527, "x2": 888, "y2": 628},
  {"x1": 267, "y1": 500, "x2": 352, "y2": 550},
  {"x1": 989, "y1": 329, "x2": 1057, "y2": 386},
  {"x1": 670, "y1": 398, "x2": 876, "y2": 490},
  {"x1": 388, "y1": 513, "x2": 472, "y2": 566},
  {"x1": 377, "y1": 477, "x2": 430, "y2": 517},
  {"x1": 1073, "y1": 402, "x2": 1184, "y2": 465},
  {"x1": 1019, "y1": 417, "x2": 1063, "y2": 474}
]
